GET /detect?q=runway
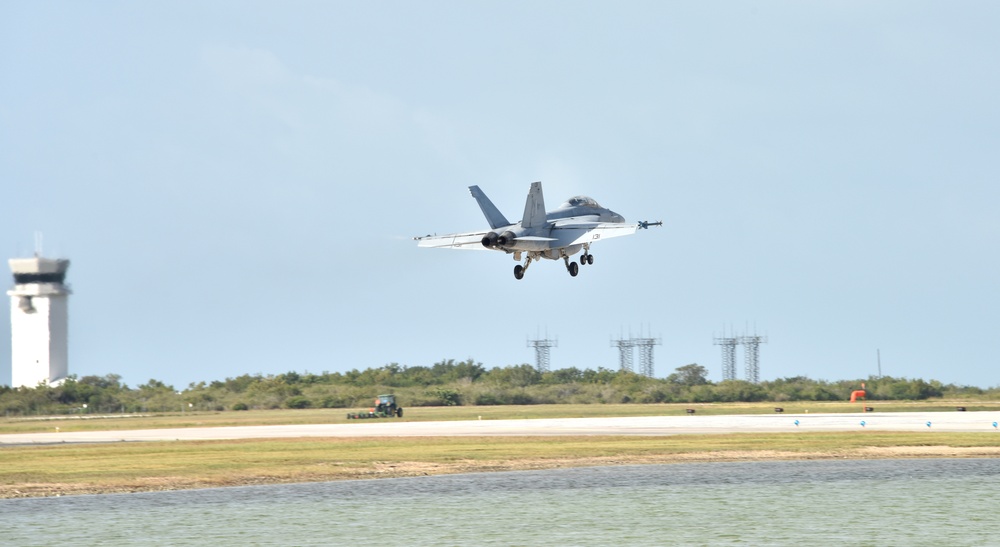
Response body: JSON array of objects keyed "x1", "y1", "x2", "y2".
[{"x1": 2, "y1": 411, "x2": 998, "y2": 445}]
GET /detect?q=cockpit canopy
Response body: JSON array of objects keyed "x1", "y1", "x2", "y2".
[{"x1": 562, "y1": 196, "x2": 601, "y2": 209}]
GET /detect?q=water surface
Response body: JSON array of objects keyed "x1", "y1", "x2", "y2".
[{"x1": 4, "y1": 459, "x2": 998, "y2": 546}]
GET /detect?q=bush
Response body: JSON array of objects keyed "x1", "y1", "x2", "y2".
[
  {"x1": 474, "y1": 389, "x2": 536, "y2": 405},
  {"x1": 474, "y1": 392, "x2": 505, "y2": 406},
  {"x1": 429, "y1": 387, "x2": 462, "y2": 406},
  {"x1": 319, "y1": 395, "x2": 350, "y2": 408},
  {"x1": 232, "y1": 402, "x2": 248, "y2": 411},
  {"x1": 284, "y1": 396, "x2": 312, "y2": 409}
]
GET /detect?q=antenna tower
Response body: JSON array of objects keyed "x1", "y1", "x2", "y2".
[
  {"x1": 611, "y1": 337, "x2": 634, "y2": 373},
  {"x1": 527, "y1": 335, "x2": 557, "y2": 373},
  {"x1": 633, "y1": 336, "x2": 661, "y2": 378},
  {"x1": 740, "y1": 332, "x2": 768, "y2": 383},
  {"x1": 612, "y1": 328, "x2": 661, "y2": 377},
  {"x1": 713, "y1": 331, "x2": 739, "y2": 381}
]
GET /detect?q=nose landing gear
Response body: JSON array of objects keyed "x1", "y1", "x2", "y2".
[{"x1": 579, "y1": 243, "x2": 594, "y2": 267}]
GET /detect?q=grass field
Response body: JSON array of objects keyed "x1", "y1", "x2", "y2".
[{"x1": 3, "y1": 401, "x2": 1000, "y2": 499}]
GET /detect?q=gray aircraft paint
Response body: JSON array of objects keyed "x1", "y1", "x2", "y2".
[{"x1": 416, "y1": 181, "x2": 660, "y2": 279}]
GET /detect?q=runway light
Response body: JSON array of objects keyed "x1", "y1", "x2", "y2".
[
  {"x1": 993, "y1": 422, "x2": 997, "y2": 430},
  {"x1": 860, "y1": 421, "x2": 866, "y2": 427},
  {"x1": 794, "y1": 420, "x2": 799, "y2": 427},
  {"x1": 927, "y1": 421, "x2": 932, "y2": 428}
]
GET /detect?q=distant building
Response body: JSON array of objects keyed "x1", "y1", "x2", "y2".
[{"x1": 8, "y1": 256, "x2": 71, "y2": 388}]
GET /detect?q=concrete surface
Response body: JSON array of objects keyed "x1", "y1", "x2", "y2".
[{"x1": 2, "y1": 411, "x2": 998, "y2": 445}]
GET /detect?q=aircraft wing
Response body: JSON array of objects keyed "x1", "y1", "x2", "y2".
[
  {"x1": 551, "y1": 221, "x2": 639, "y2": 246},
  {"x1": 414, "y1": 231, "x2": 490, "y2": 250}
]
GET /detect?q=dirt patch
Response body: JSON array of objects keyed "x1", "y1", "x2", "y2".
[{"x1": 857, "y1": 446, "x2": 1000, "y2": 458}]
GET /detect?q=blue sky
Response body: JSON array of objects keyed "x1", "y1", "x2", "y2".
[{"x1": 2, "y1": 2, "x2": 998, "y2": 389}]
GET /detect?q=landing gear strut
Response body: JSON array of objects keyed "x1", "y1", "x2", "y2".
[
  {"x1": 563, "y1": 255, "x2": 579, "y2": 277},
  {"x1": 511, "y1": 250, "x2": 589, "y2": 279},
  {"x1": 514, "y1": 256, "x2": 534, "y2": 280}
]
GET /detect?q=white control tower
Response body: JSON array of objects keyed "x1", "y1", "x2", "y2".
[{"x1": 8, "y1": 256, "x2": 71, "y2": 388}]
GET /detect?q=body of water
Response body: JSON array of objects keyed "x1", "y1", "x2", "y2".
[{"x1": 3, "y1": 458, "x2": 998, "y2": 546}]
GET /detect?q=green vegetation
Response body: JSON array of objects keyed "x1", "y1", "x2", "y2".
[{"x1": 2, "y1": 359, "x2": 997, "y2": 417}]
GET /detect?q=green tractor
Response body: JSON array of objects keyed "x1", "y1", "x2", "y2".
[{"x1": 347, "y1": 394, "x2": 404, "y2": 419}]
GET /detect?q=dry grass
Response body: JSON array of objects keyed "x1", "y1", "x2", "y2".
[{"x1": 3, "y1": 431, "x2": 1000, "y2": 499}]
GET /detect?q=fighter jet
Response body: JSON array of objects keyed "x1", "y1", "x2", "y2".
[{"x1": 415, "y1": 181, "x2": 661, "y2": 279}]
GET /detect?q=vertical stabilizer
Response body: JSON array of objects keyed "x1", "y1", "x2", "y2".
[
  {"x1": 468, "y1": 186, "x2": 511, "y2": 230},
  {"x1": 521, "y1": 181, "x2": 546, "y2": 228}
]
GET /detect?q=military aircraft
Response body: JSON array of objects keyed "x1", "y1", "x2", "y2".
[{"x1": 415, "y1": 181, "x2": 661, "y2": 279}]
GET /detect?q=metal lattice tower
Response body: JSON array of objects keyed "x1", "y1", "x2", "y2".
[
  {"x1": 633, "y1": 337, "x2": 661, "y2": 378},
  {"x1": 713, "y1": 335, "x2": 739, "y2": 381},
  {"x1": 527, "y1": 337, "x2": 557, "y2": 373},
  {"x1": 740, "y1": 334, "x2": 767, "y2": 384},
  {"x1": 611, "y1": 338, "x2": 634, "y2": 373}
]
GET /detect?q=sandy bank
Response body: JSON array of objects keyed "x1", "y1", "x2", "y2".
[{"x1": 4, "y1": 445, "x2": 1000, "y2": 499}]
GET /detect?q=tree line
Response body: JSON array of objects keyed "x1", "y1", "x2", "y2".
[{"x1": 1, "y1": 359, "x2": 996, "y2": 416}]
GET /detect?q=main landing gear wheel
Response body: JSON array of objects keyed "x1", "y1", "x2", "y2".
[
  {"x1": 580, "y1": 253, "x2": 595, "y2": 266},
  {"x1": 514, "y1": 265, "x2": 525, "y2": 280},
  {"x1": 568, "y1": 261, "x2": 579, "y2": 277},
  {"x1": 587, "y1": 254, "x2": 594, "y2": 265}
]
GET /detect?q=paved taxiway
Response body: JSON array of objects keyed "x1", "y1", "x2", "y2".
[{"x1": 2, "y1": 412, "x2": 998, "y2": 445}]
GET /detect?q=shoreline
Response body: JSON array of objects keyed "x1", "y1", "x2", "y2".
[{"x1": 5, "y1": 445, "x2": 1000, "y2": 499}]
